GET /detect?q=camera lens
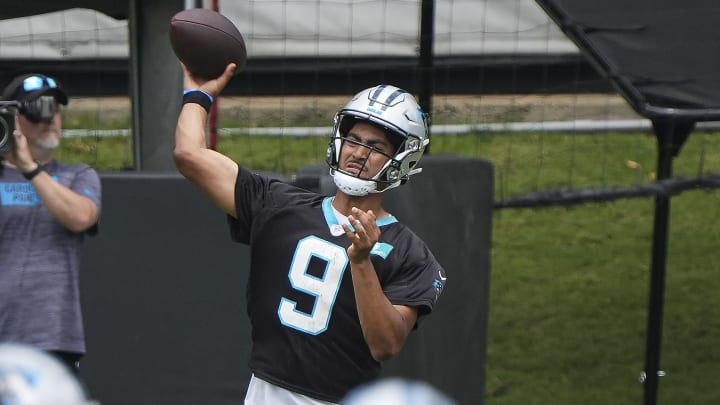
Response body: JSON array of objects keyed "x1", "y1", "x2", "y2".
[{"x1": 0, "y1": 111, "x2": 15, "y2": 154}]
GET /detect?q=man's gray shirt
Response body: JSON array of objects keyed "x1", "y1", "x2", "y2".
[{"x1": 0, "y1": 160, "x2": 101, "y2": 353}]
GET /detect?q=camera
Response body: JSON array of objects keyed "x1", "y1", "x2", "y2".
[
  {"x1": 0, "y1": 105, "x2": 16, "y2": 155},
  {"x1": 0, "y1": 97, "x2": 58, "y2": 155}
]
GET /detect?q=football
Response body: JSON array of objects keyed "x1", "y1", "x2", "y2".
[{"x1": 169, "y1": 8, "x2": 247, "y2": 80}]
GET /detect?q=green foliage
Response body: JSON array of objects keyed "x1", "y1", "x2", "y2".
[{"x1": 57, "y1": 127, "x2": 720, "y2": 404}]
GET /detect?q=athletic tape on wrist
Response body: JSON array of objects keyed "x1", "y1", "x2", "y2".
[{"x1": 182, "y1": 89, "x2": 214, "y2": 112}]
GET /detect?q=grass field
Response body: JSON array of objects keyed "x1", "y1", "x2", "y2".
[{"x1": 56, "y1": 101, "x2": 720, "y2": 405}]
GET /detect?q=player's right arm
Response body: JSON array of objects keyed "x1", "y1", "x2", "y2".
[{"x1": 174, "y1": 63, "x2": 239, "y2": 218}]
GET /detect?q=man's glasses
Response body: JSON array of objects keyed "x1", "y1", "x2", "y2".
[{"x1": 23, "y1": 75, "x2": 57, "y2": 93}]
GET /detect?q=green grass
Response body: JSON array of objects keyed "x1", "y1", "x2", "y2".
[
  {"x1": 59, "y1": 129, "x2": 720, "y2": 199},
  {"x1": 488, "y1": 195, "x2": 720, "y2": 405},
  {"x1": 56, "y1": 136, "x2": 134, "y2": 170},
  {"x1": 57, "y1": 127, "x2": 720, "y2": 404}
]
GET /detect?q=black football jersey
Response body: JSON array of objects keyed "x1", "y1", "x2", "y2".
[{"x1": 227, "y1": 169, "x2": 447, "y2": 402}]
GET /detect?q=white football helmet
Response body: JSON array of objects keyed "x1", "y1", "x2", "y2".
[
  {"x1": 343, "y1": 378, "x2": 457, "y2": 405},
  {"x1": 0, "y1": 344, "x2": 92, "y2": 405},
  {"x1": 326, "y1": 84, "x2": 430, "y2": 196}
]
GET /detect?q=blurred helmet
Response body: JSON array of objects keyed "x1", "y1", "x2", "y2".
[
  {"x1": 326, "y1": 84, "x2": 430, "y2": 196},
  {"x1": 343, "y1": 378, "x2": 457, "y2": 405},
  {"x1": 0, "y1": 344, "x2": 90, "y2": 405}
]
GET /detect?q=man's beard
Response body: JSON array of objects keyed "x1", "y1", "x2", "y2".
[{"x1": 31, "y1": 133, "x2": 60, "y2": 151}]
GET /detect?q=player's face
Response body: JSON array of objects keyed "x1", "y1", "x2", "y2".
[
  {"x1": 17, "y1": 110, "x2": 63, "y2": 151},
  {"x1": 340, "y1": 122, "x2": 396, "y2": 179}
]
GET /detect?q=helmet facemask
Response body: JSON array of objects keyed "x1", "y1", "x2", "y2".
[{"x1": 328, "y1": 135, "x2": 398, "y2": 196}]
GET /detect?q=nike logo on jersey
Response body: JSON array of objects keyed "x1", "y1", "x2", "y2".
[{"x1": 330, "y1": 224, "x2": 345, "y2": 236}]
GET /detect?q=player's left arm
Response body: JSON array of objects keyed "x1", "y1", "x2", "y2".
[{"x1": 343, "y1": 207, "x2": 418, "y2": 362}]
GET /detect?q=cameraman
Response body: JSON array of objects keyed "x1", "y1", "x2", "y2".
[{"x1": 0, "y1": 73, "x2": 101, "y2": 375}]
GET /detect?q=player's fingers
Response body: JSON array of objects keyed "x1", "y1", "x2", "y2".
[
  {"x1": 218, "y1": 63, "x2": 237, "y2": 84},
  {"x1": 342, "y1": 224, "x2": 365, "y2": 245},
  {"x1": 346, "y1": 215, "x2": 363, "y2": 235},
  {"x1": 355, "y1": 209, "x2": 379, "y2": 234},
  {"x1": 351, "y1": 207, "x2": 372, "y2": 227},
  {"x1": 341, "y1": 223, "x2": 357, "y2": 238},
  {"x1": 352, "y1": 210, "x2": 381, "y2": 245},
  {"x1": 353, "y1": 219, "x2": 364, "y2": 237},
  {"x1": 354, "y1": 208, "x2": 377, "y2": 230},
  {"x1": 199, "y1": 63, "x2": 236, "y2": 97}
]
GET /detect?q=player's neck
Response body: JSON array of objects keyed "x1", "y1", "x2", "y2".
[{"x1": 332, "y1": 192, "x2": 389, "y2": 219}]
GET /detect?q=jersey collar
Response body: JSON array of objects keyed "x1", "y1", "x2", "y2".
[{"x1": 322, "y1": 196, "x2": 397, "y2": 236}]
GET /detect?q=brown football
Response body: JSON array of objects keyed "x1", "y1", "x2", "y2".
[{"x1": 169, "y1": 8, "x2": 247, "y2": 80}]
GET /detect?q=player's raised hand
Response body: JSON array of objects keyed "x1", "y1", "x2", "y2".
[
  {"x1": 343, "y1": 207, "x2": 380, "y2": 263},
  {"x1": 182, "y1": 62, "x2": 236, "y2": 98}
]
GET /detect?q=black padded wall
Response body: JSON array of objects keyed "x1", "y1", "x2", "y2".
[
  {"x1": 80, "y1": 174, "x2": 252, "y2": 404},
  {"x1": 381, "y1": 156, "x2": 493, "y2": 405}
]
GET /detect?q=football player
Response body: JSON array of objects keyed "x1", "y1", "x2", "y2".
[{"x1": 174, "y1": 63, "x2": 447, "y2": 404}]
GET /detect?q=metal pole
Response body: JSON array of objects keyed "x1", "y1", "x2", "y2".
[
  {"x1": 418, "y1": 0, "x2": 434, "y2": 153},
  {"x1": 642, "y1": 119, "x2": 693, "y2": 405},
  {"x1": 208, "y1": 0, "x2": 220, "y2": 150},
  {"x1": 128, "y1": 0, "x2": 142, "y2": 171}
]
